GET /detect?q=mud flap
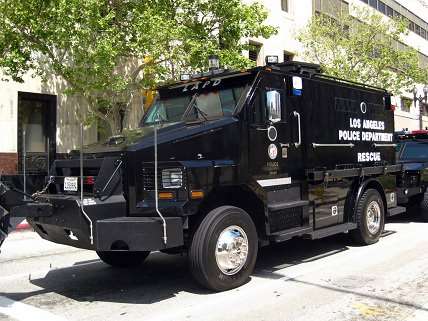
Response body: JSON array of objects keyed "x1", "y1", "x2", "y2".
[
  {"x1": 0, "y1": 205, "x2": 10, "y2": 250},
  {"x1": 0, "y1": 181, "x2": 30, "y2": 251}
]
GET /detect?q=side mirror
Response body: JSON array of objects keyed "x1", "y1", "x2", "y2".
[{"x1": 266, "y1": 90, "x2": 281, "y2": 123}]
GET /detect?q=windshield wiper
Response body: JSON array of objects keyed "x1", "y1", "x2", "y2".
[{"x1": 182, "y1": 94, "x2": 208, "y2": 121}]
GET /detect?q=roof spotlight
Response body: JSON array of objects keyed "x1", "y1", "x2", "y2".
[
  {"x1": 265, "y1": 55, "x2": 279, "y2": 65},
  {"x1": 180, "y1": 74, "x2": 191, "y2": 81},
  {"x1": 208, "y1": 55, "x2": 220, "y2": 70}
]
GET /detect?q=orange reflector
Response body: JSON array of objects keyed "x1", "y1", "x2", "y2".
[
  {"x1": 191, "y1": 190, "x2": 204, "y2": 199},
  {"x1": 158, "y1": 192, "x2": 174, "y2": 200}
]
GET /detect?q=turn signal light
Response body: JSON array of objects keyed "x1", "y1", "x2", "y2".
[
  {"x1": 190, "y1": 190, "x2": 204, "y2": 199},
  {"x1": 158, "y1": 192, "x2": 174, "y2": 200},
  {"x1": 85, "y1": 176, "x2": 95, "y2": 185}
]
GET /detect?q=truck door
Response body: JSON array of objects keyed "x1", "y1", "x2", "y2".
[{"x1": 248, "y1": 73, "x2": 303, "y2": 182}]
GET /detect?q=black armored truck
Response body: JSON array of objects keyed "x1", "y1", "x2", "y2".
[{"x1": 1, "y1": 59, "x2": 426, "y2": 291}]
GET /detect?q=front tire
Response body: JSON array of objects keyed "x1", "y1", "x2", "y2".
[
  {"x1": 97, "y1": 251, "x2": 150, "y2": 268},
  {"x1": 351, "y1": 189, "x2": 385, "y2": 245},
  {"x1": 189, "y1": 206, "x2": 258, "y2": 291}
]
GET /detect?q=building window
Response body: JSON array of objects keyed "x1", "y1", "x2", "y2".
[
  {"x1": 401, "y1": 97, "x2": 413, "y2": 112},
  {"x1": 415, "y1": 24, "x2": 421, "y2": 36},
  {"x1": 314, "y1": 0, "x2": 349, "y2": 19},
  {"x1": 378, "y1": 1, "x2": 386, "y2": 14},
  {"x1": 249, "y1": 43, "x2": 261, "y2": 63},
  {"x1": 368, "y1": 0, "x2": 377, "y2": 9},
  {"x1": 386, "y1": 5, "x2": 394, "y2": 17},
  {"x1": 281, "y1": 0, "x2": 288, "y2": 12},
  {"x1": 283, "y1": 51, "x2": 294, "y2": 62},
  {"x1": 393, "y1": 11, "x2": 402, "y2": 21}
]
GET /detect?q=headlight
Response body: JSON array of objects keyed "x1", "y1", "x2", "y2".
[{"x1": 162, "y1": 168, "x2": 183, "y2": 189}]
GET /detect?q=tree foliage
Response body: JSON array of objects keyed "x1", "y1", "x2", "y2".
[
  {"x1": 0, "y1": 0, "x2": 276, "y2": 134},
  {"x1": 298, "y1": 5, "x2": 427, "y2": 95}
]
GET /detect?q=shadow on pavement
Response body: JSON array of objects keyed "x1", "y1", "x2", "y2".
[{"x1": 0, "y1": 212, "x2": 423, "y2": 306}]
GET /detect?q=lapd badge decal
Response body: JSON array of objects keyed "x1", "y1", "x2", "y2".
[{"x1": 268, "y1": 144, "x2": 278, "y2": 160}]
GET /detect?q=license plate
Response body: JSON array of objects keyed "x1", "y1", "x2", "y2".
[{"x1": 64, "y1": 177, "x2": 78, "y2": 192}]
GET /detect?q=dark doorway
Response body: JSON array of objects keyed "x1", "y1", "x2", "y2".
[{"x1": 17, "y1": 92, "x2": 57, "y2": 175}]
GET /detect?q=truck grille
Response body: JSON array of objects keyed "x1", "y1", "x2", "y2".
[
  {"x1": 142, "y1": 167, "x2": 161, "y2": 191},
  {"x1": 50, "y1": 158, "x2": 103, "y2": 195}
]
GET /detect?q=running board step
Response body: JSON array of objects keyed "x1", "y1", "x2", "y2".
[
  {"x1": 268, "y1": 200, "x2": 310, "y2": 211},
  {"x1": 387, "y1": 206, "x2": 406, "y2": 217},
  {"x1": 271, "y1": 226, "x2": 314, "y2": 243},
  {"x1": 302, "y1": 223, "x2": 357, "y2": 240}
]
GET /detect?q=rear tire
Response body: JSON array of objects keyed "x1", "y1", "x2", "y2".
[
  {"x1": 97, "y1": 251, "x2": 150, "y2": 268},
  {"x1": 189, "y1": 206, "x2": 258, "y2": 292},
  {"x1": 351, "y1": 189, "x2": 385, "y2": 245}
]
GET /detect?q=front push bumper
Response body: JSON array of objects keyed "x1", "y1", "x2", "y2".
[{"x1": 2, "y1": 193, "x2": 184, "y2": 252}]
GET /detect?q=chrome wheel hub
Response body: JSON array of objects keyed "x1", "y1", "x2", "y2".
[
  {"x1": 215, "y1": 225, "x2": 249, "y2": 275},
  {"x1": 367, "y1": 200, "x2": 381, "y2": 235}
]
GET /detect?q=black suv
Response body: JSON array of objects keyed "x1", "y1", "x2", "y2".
[{"x1": 396, "y1": 130, "x2": 428, "y2": 219}]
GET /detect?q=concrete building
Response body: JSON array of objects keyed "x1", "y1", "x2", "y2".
[{"x1": 1, "y1": 0, "x2": 428, "y2": 175}]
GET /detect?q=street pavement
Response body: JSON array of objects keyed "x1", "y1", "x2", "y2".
[{"x1": 0, "y1": 211, "x2": 427, "y2": 321}]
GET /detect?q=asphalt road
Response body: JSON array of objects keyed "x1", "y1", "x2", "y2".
[{"x1": 0, "y1": 211, "x2": 427, "y2": 321}]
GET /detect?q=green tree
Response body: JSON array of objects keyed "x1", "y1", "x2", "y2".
[
  {"x1": 298, "y1": 5, "x2": 427, "y2": 95},
  {"x1": 0, "y1": 0, "x2": 276, "y2": 134}
]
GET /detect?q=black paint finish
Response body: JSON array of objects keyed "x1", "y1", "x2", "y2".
[{"x1": 2, "y1": 61, "x2": 416, "y2": 252}]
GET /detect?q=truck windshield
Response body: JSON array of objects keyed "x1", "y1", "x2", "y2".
[
  {"x1": 143, "y1": 96, "x2": 190, "y2": 125},
  {"x1": 142, "y1": 85, "x2": 246, "y2": 125}
]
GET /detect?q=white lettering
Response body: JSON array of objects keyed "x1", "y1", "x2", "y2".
[
  {"x1": 212, "y1": 79, "x2": 222, "y2": 86},
  {"x1": 361, "y1": 132, "x2": 393, "y2": 142},
  {"x1": 357, "y1": 152, "x2": 381, "y2": 162},
  {"x1": 339, "y1": 130, "x2": 360, "y2": 141},
  {"x1": 191, "y1": 82, "x2": 201, "y2": 91},
  {"x1": 202, "y1": 81, "x2": 211, "y2": 89},
  {"x1": 363, "y1": 119, "x2": 385, "y2": 130},
  {"x1": 349, "y1": 118, "x2": 361, "y2": 129}
]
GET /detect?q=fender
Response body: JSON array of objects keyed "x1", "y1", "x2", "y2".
[
  {"x1": 356, "y1": 178, "x2": 385, "y2": 203},
  {"x1": 345, "y1": 178, "x2": 387, "y2": 223},
  {"x1": 353, "y1": 178, "x2": 387, "y2": 219}
]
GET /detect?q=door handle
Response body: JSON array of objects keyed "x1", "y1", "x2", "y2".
[{"x1": 293, "y1": 111, "x2": 301, "y2": 148}]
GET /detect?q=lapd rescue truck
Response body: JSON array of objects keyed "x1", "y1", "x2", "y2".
[{"x1": 1, "y1": 60, "x2": 425, "y2": 291}]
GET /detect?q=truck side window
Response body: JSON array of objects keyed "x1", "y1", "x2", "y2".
[
  {"x1": 266, "y1": 90, "x2": 281, "y2": 123},
  {"x1": 251, "y1": 89, "x2": 284, "y2": 124}
]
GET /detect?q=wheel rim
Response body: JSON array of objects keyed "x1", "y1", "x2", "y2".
[
  {"x1": 215, "y1": 225, "x2": 249, "y2": 276},
  {"x1": 366, "y1": 200, "x2": 381, "y2": 235}
]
